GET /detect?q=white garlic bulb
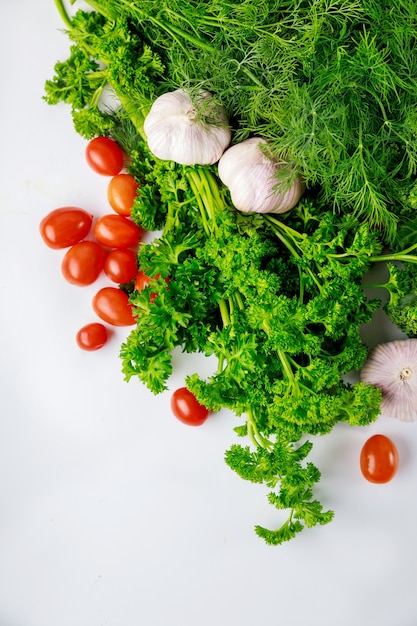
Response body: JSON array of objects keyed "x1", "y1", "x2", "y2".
[
  {"x1": 360, "y1": 339, "x2": 417, "y2": 421},
  {"x1": 143, "y1": 89, "x2": 231, "y2": 166},
  {"x1": 217, "y1": 137, "x2": 305, "y2": 214}
]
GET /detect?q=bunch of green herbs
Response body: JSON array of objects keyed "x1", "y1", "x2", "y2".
[
  {"x1": 80, "y1": 0, "x2": 417, "y2": 244},
  {"x1": 43, "y1": 0, "x2": 417, "y2": 544}
]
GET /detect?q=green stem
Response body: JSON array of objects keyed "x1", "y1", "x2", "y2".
[
  {"x1": 204, "y1": 169, "x2": 227, "y2": 216},
  {"x1": 186, "y1": 170, "x2": 212, "y2": 236},
  {"x1": 53, "y1": 0, "x2": 73, "y2": 29},
  {"x1": 361, "y1": 282, "x2": 387, "y2": 290},
  {"x1": 218, "y1": 299, "x2": 231, "y2": 327},
  {"x1": 247, "y1": 407, "x2": 273, "y2": 450},
  {"x1": 263, "y1": 214, "x2": 305, "y2": 245},
  {"x1": 370, "y1": 253, "x2": 417, "y2": 264},
  {"x1": 232, "y1": 291, "x2": 245, "y2": 311},
  {"x1": 186, "y1": 166, "x2": 226, "y2": 238},
  {"x1": 277, "y1": 349, "x2": 297, "y2": 388},
  {"x1": 264, "y1": 216, "x2": 322, "y2": 293}
]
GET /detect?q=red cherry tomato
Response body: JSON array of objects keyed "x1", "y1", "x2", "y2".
[
  {"x1": 134, "y1": 271, "x2": 165, "y2": 303},
  {"x1": 107, "y1": 173, "x2": 139, "y2": 216},
  {"x1": 94, "y1": 214, "x2": 144, "y2": 248},
  {"x1": 61, "y1": 240, "x2": 105, "y2": 286},
  {"x1": 76, "y1": 323, "x2": 108, "y2": 351},
  {"x1": 39, "y1": 207, "x2": 93, "y2": 249},
  {"x1": 92, "y1": 287, "x2": 136, "y2": 326},
  {"x1": 170, "y1": 387, "x2": 210, "y2": 426},
  {"x1": 134, "y1": 271, "x2": 154, "y2": 291},
  {"x1": 85, "y1": 136, "x2": 125, "y2": 176},
  {"x1": 360, "y1": 434, "x2": 399, "y2": 484},
  {"x1": 104, "y1": 248, "x2": 138, "y2": 284}
]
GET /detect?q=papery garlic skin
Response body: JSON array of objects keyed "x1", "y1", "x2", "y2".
[
  {"x1": 217, "y1": 137, "x2": 305, "y2": 214},
  {"x1": 360, "y1": 339, "x2": 417, "y2": 422},
  {"x1": 143, "y1": 89, "x2": 231, "y2": 166}
]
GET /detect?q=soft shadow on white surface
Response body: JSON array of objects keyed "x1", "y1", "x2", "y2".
[{"x1": 1, "y1": 3, "x2": 417, "y2": 626}]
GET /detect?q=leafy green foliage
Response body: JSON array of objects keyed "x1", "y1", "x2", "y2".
[
  {"x1": 81, "y1": 0, "x2": 417, "y2": 242},
  {"x1": 120, "y1": 152, "x2": 383, "y2": 541},
  {"x1": 225, "y1": 441, "x2": 335, "y2": 545},
  {"x1": 46, "y1": 0, "x2": 417, "y2": 545},
  {"x1": 382, "y1": 263, "x2": 417, "y2": 337},
  {"x1": 44, "y1": 7, "x2": 165, "y2": 137}
]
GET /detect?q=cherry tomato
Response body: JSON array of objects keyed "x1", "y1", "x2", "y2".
[
  {"x1": 92, "y1": 287, "x2": 136, "y2": 326},
  {"x1": 104, "y1": 248, "x2": 138, "y2": 284},
  {"x1": 360, "y1": 434, "x2": 399, "y2": 484},
  {"x1": 134, "y1": 271, "x2": 154, "y2": 291},
  {"x1": 94, "y1": 214, "x2": 144, "y2": 248},
  {"x1": 85, "y1": 136, "x2": 125, "y2": 176},
  {"x1": 61, "y1": 240, "x2": 105, "y2": 286},
  {"x1": 39, "y1": 207, "x2": 93, "y2": 249},
  {"x1": 107, "y1": 173, "x2": 139, "y2": 216},
  {"x1": 134, "y1": 271, "x2": 165, "y2": 303},
  {"x1": 170, "y1": 387, "x2": 210, "y2": 426},
  {"x1": 76, "y1": 323, "x2": 108, "y2": 351}
]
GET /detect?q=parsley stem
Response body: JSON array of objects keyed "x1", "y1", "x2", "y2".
[
  {"x1": 53, "y1": 0, "x2": 73, "y2": 30},
  {"x1": 362, "y1": 282, "x2": 387, "y2": 291},
  {"x1": 370, "y1": 242, "x2": 417, "y2": 264},
  {"x1": 218, "y1": 299, "x2": 230, "y2": 327},
  {"x1": 277, "y1": 349, "x2": 297, "y2": 387},
  {"x1": 264, "y1": 215, "x2": 323, "y2": 293},
  {"x1": 231, "y1": 291, "x2": 245, "y2": 312},
  {"x1": 371, "y1": 254, "x2": 417, "y2": 264},
  {"x1": 186, "y1": 169, "x2": 211, "y2": 236},
  {"x1": 247, "y1": 407, "x2": 273, "y2": 450}
]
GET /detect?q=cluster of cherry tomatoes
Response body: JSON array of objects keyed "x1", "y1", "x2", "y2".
[
  {"x1": 39, "y1": 136, "x2": 211, "y2": 426},
  {"x1": 39, "y1": 136, "x2": 145, "y2": 347}
]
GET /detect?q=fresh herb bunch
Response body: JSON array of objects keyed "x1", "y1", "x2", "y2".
[
  {"x1": 80, "y1": 0, "x2": 417, "y2": 243},
  {"x1": 122, "y1": 146, "x2": 383, "y2": 542},
  {"x1": 44, "y1": 0, "x2": 417, "y2": 544}
]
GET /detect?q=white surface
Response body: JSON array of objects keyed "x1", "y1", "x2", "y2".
[{"x1": 1, "y1": 3, "x2": 417, "y2": 626}]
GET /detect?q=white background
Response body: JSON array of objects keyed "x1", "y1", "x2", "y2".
[{"x1": 1, "y1": 2, "x2": 417, "y2": 626}]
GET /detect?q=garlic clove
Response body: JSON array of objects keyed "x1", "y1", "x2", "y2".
[
  {"x1": 218, "y1": 137, "x2": 305, "y2": 214},
  {"x1": 360, "y1": 339, "x2": 417, "y2": 422},
  {"x1": 143, "y1": 89, "x2": 231, "y2": 166}
]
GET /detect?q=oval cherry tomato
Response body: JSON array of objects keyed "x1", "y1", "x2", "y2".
[
  {"x1": 92, "y1": 287, "x2": 136, "y2": 326},
  {"x1": 76, "y1": 323, "x2": 108, "y2": 351},
  {"x1": 61, "y1": 240, "x2": 105, "y2": 286},
  {"x1": 170, "y1": 387, "x2": 210, "y2": 426},
  {"x1": 107, "y1": 173, "x2": 139, "y2": 216},
  {"x1": 39, "y1": 207, "x2": 93, "y2": 249},
  {"x1": 360, "y1": 434, "x2": 399, "y2": 483},
  {"x1": 104, "y1": 248, "x2": 138, "y2": 284},
  {"x1": 94, "y1": 214, "x2": 144, "y2": 248},
  {"x1": 85, "y1": 136, "x2": 125, "y2": 176}
]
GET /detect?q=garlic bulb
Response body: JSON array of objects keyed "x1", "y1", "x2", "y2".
[
  {"x1": 360, "y1": 339, "x2": 417, "y2": 421},
  {"x1": 217, "y1": 137, "x2": 305, "y2": 214},
  {"x1": 143, "y1": 89, "x2": 231, "y2": 166}
]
